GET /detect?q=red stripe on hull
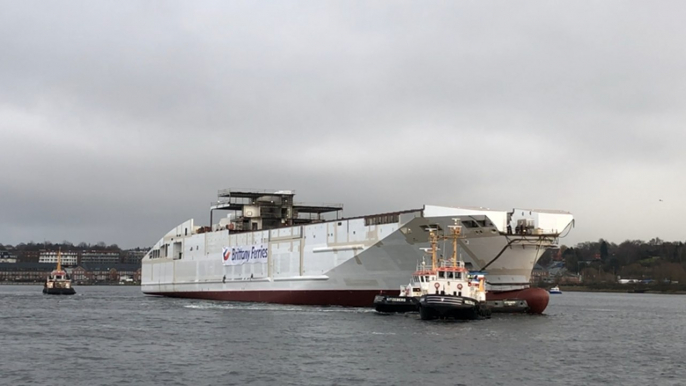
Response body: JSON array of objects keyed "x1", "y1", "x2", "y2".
[
  {"x1": 487, "y1": 288, "x2": 549, "y2": 314},
  {"x1": 145, "y1": 289, "x2": 398, "y2": 308}
]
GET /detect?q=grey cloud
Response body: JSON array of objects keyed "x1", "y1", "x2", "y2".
[{"x1": 2, "y1": 1, "x2": 686, "y2": 247}]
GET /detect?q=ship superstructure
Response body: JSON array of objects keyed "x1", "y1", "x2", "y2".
[{"x1": 141, "y1": 189, "x2": 574, "y2": 312}]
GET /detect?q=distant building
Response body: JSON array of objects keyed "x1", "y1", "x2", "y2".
[
  {"x1": 0, "y1": 262, "x2": 141, "y2": 284},
  {"x1": 530, "y1": 263, "x2": 548, "y2": 283},
  {"x1": 547, "y1": 261, "x2": 567, "y2": 277},
  {"x1": 39, "y1": 250, "x2": 78, "y2": 266},
  {"x1": 0, "y1": 263, "x2": 54, "y2": 282},
  {"x1": 618, "y1": 278, "x2": 641, "y2": 284},
  {"x1": 73, "y1": 263, "x2": 141, "y2": 284},
  {"x1": 80, "y1": 250, "x2": 120, "y2": 265},
  {"x1": 0, "y1": 250, "x2": 17, "y2": 263},
  {"x1": 559, "y1": 274, "x2": 582, "y2": 284},
  {"x1": 70, "y1": 266, "x2": 90, "y2": 283},
  {"x1": 121, "y1": 249, "x2": 147, "y2": 265},
  {"x1": 19, "y1": 250, "x2": 40, "y2": 263}
]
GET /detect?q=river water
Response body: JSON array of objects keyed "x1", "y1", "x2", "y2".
[{"x1": 1, "y1": 285, "x2": 684, "y2": 386}]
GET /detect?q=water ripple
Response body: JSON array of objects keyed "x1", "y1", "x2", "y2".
[{"x1": 1, "y1": 286, "x2": 685, "y2": 385}]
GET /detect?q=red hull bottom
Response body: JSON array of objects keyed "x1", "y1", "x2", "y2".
[
  {"x1": 145, "y1": 289, "x2": 394, "y2": 308},
  {"x1": 146, "y1": 287, "x2": 549, "y2": 313},
  {"x1": 486, "y1": 288, "x2": 550, "y2": 314}
]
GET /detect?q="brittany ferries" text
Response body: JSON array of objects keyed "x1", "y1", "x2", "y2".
[{"x1": 222, "y1": 245, "x2": 268, "y2": 266}]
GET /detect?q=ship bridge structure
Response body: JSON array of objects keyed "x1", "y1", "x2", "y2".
[{"x1": 210, "y1": 189, "x2": 343, "y2": 232}]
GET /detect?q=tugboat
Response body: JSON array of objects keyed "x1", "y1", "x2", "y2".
[
  {"x1": 43, "y1": 248, "x2": 76, "y2": 295},
  {"x1": 373, "y1": 259, "x2": 434, "y2": 313},
  {"x1": 418, "y1": 221, "x2": 491, "y2": 321}
]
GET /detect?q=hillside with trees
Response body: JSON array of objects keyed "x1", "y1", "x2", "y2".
[{"x1": 535, "y1": 238, "x2": 686, "y2": 291}]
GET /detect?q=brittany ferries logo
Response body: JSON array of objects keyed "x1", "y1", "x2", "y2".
[{"x1": 222, "y1": 244, "x2": 268, "y2": 266}]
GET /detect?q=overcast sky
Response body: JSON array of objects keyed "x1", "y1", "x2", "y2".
[{"x1": 1, "y1": 1, "x2": 685, "y2": 248}]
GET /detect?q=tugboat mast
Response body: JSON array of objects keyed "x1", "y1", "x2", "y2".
[
  {"x1": 428, "y1": 229, "x2": 439, "y2": 270},
  {"x1": 56, "y1": 247, "x2": 62, "y2": 272},
  {"x1": 449, "y1": 220, "x2": 462, "y2": 267}
]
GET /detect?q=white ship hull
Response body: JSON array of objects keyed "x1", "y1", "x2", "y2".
[{"x1": 142, "y1": 204, "x2": 573, "y2": 310}]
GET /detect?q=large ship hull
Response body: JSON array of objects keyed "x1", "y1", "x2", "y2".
[
  {"x1": 142, "y1": 204, "x2": 573, "y2": 313},
  {"x1": 143, "y1": 288, "x2": 550, "y2": 313},
  {"x1": 144, "y1": 289, "x2": 389, "y2": 307}
]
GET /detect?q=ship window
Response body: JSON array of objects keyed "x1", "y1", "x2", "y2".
[
  {"x1": 456, "y1": 273, "x2": 461, "y2": 279},
  {"x1": 448, "y1": 272, "x2": 454, "y2": 279},
  {"x1": 438, "y1": 271, "x2": 445, "y2": 278}
]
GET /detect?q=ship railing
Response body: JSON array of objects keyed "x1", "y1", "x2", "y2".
[
  {"x1": 437, "y1": 260, "x2": 465, "y2": 268},
  {"x1": 213, "y1": 197, "x2": 253, "y2": 206},
  {"x1": 513, "y1": 228, "x2": 560, "y2": 236},
  {"x1": 532, "y1": 228, "x2": 560, "y2": 235},
  {"x1": 218, "y1": 188, "x2": 292, "y2": 196},
  {"x1": 415, "y1": 261, "x2": 431, "y2": 272},
  {"x1": 293, "y1": 201, "x2": 345, "y2": 208}
]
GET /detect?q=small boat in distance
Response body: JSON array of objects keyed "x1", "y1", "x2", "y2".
[
  {"x1": 43, "y1": 248, "x2": 76, "y2": 295},
  {"x1": 548, "y1": 286, "x2": 562, "y2": 294}
]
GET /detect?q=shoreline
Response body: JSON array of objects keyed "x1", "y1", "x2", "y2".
[{"x1": 556, "y1": 285, "x2": 686, "y2": 295}]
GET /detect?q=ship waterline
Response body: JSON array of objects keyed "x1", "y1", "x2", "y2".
[
  {"x1": 142, "y1": 289, "x2": 392, "y2": 307},
  {"x1": 142, "y1": 189, "x2": 574, "y2": 313}
]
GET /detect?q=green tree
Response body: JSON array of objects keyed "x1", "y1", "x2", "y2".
[
  {"x1": 564, "y1": 248, "x2": 579, "y2": 273},
  {"x1": 600, "y1": 239, "x2": 609, "y2": 261}
]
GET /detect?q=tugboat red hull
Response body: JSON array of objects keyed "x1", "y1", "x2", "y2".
[{"x1": 487, "y1": 288, "x2": 549, "y2": 314}]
